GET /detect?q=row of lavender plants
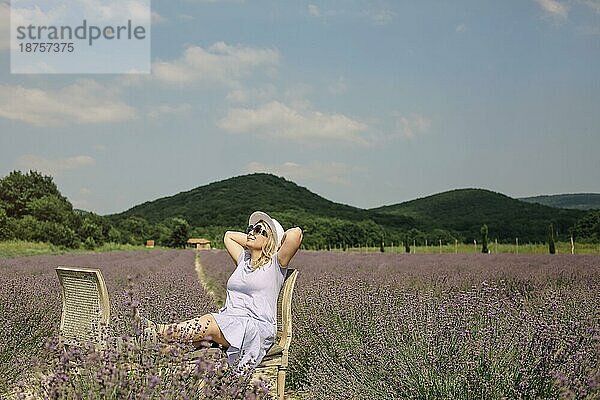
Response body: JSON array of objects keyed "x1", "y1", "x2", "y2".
[
  {"x1": 200, "y1": 250, "x2": 600, "y2": 399},
  {"x1": 0, "y1": 250, "x2": 270, "y2": 399}
]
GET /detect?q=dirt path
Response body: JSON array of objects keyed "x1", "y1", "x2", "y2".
[{"x1": 194, "y1": 251, "x2": 226, "y2": 307}]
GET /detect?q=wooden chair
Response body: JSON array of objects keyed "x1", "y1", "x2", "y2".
[
  {"x1": 55, "y1": 266, "x2": 299, "y2": 400},
  {"x1": 255, "y1": 268, "x2": 299, "y2": 400},
  {"x1": 55, "y1": 266, "x2": 111, "y2": 348}
]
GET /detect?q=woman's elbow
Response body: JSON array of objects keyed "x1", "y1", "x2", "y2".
[{"x1": 290, "y1": 227, "x2": 303, "y2": 245}]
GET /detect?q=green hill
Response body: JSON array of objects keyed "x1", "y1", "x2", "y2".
[
  {"x1": 109, "y1": 175, "x2": 585, "y2": 245},
  {"x1": 370, "y1": 188, "x2": 585, "y2": 242},
  {"x1": 109, "y1": 173, "x2": 370, "y2": 227},
  {"x1": 519, "y1": 193, "x2": 600, "y2": 211}
]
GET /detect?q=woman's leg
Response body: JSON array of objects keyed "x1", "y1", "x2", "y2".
[{"x1": 155, "y1": 313, "x2": 230, "y2": 348}]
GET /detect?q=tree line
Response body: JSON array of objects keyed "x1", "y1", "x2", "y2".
[
  {"x1": 0, "y1": 170, "x2": 598, "y2": 251},
  {"x1": 0, "y1": 171, "x2": 191, "y2": 249}
]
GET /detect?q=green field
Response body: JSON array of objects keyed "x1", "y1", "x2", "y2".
[
  {"x1": 343, "y1": 241, "x2": 600, "y2": 255},
  {"x1": 1, "y1": 240, "x2": 599, "y2": 259},
  {"x1": 0, "y1": 240, "x2": 154, "y2": 258}
]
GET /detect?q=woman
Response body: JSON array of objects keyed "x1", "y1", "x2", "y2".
[{"x1": 138, "y1": 211, "x2": 303, "y2": 371}]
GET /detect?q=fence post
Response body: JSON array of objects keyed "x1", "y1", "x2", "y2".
[
  {"x1": 571, "y1": 235, "x2": 574, "y2": 255},
  {"x1": 439, "y1": 239, "x2": 442, "y2": 254},
  {"x1": 516, "y1": 237, "x2": 519, "y2": 254}
]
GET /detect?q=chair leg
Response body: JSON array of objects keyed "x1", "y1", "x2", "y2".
[{"x1": 277, "y1": 368, "x2": 286, "y2": 400}]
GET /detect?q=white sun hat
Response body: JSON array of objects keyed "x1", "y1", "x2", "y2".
[{"x1": 249, "y1": 211, "x2": 284, "y2": 248}]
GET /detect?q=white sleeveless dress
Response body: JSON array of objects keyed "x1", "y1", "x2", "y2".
[{"x1": 211, "y1": 250, "x2": 286, "y2": 370}]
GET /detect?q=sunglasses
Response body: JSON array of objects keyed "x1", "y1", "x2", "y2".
[{"x1": 246, "y1": 224, "x2": 268, "y2": 238}]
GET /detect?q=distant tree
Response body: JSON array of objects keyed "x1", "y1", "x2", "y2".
[
  {"x1": 107, "y1": 227, "x2": 123, "y2": 244},
  {"x1": 84, "y1": 236, "x2": 97, "y2": 250},
  {"x1": 0, "y1": 170, "x2": 67, "y2": 218},
  {"x1": 27, "y1": 195, "x2": 73, "y2": 225},
  {"x1": 571, "y1": 211, "x2": 600, "y2": 243},
  {"x1": 481, "y1": 224, "x2": 489, "y2": 253},
  {"x1": 428, "y1": 229, "x2": 456, "y2": 244},
  {"x1": 13, "y1": 215, "x2": 79, "y2": 248},
  {"x1": 79, "y1": 217, "x2": 104, "y2": 247},
  {"x1": 118, "y1": 216, "x2": 152, "y2": 245},
  {"x1": 0, "y1": 206, "x2": 10, "y2": 240},
  {"x1": 166, "y1": 218, "x2": 189, "y2": 248},
  {"x1": 548, "y1": 223, "x2": 556, "y2": 254},
  {"x1": 47, "y1": 223, "x2": 79, "y2": 248}
]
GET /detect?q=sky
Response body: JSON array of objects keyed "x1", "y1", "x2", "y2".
[{"x1": 1, "y1": 0, "x2": 599, "y2": 215}]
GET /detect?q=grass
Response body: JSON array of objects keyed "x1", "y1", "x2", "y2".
[
  {"x1": 341, "y1": 241, "x2": 600, "y2": 255},
  {"x1": 0, "y1": 240, "x2": 156, "y2": 259},
  {"x1": 2, "y1": 239, "x2": 598, "y2": 259}
]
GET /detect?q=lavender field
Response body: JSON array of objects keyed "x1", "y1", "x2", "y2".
[
  {"x1": 1, "y1": 249, "x2": 599, "y2": 399},
  {"x1": 202, "y1": 250, "x2": 600, "y2": 399},
  {"x1": 0, "y1": 250, "x2": 226, "y2": 398}
]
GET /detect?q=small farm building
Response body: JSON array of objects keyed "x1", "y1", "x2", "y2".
[
  {"x1": 187, "y1": 238, "x2": 211, "y2": 250},
  {"x1": 145, "y1": 240, "x2": 155, "y2": 248}
]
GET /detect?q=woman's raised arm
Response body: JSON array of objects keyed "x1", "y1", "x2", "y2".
[
  {"x1": 277, "y1": 227, "x2": 303, "y2": 268},
  {"x1": 224, "y1": 231, "x2": 246, "y2": 264}
]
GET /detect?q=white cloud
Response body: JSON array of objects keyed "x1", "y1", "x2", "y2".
[
  {"x1": 246, "y1": 161, "x2": 355, "y2": 187},
  {"x1": 535, "y1": 0, "x2": 568, "y2": 19},
  {"x1": 77, "y1": 0, "x2": 151, "y2": 23},
  {"x1": 391, "y1": 113, "x2": 432, "y2": 140},
  {"x1": 152, "y1": 42, "x2": 280, "y2": 86},
  {"x1": 225, "y1": 85, "x2": 278, "y2": 104},
  {"x1": 217, "y1": 101, "x2": 369, "y2": 144},
  {"x1": 0, "y1": 80, "x2": 137, "y2": 127},
  {"x1": 10, "y1": 0, "x2": 150, "y2": 27},
  {"x1": 146, "y1": 103, "x2": 192, "y2": 119},
  {"x1": 15, "y1": 154, "x2": 96, "y2": 176},
  {"x1": 308, "y1": 4, "x2": 321, "y2": 17},
  {"x1": 151, "y1": 11, "x2": 167, "y2": 23},
  {"x1": 455, "y1": 24, "x2": 466, "y2": 33}
]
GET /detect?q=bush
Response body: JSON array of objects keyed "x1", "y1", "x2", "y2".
[
  {"x1": 548, "y1": 224, "x2": 556, "y2": 254},
  {"x1": 571, "y1": 211, "x2": 600, "y2": 243},
  {"x1": 13, "y1": 216, "x2": 80, "y2": 248},
  {"x1": 84, "y1": 236, "x2": 97, "y2": 250},
  {"x1": 0, "y1": 207, "x2": 11, "y2": 240},
  {"x1": 27, "y1": 195, "x2": 72, "y2": 225},
  {"x1": 166, "y1": 218, "x2": 190, "y2": 248},
  {"x1": 481, "y1": 224, "x2": 489, "y2": 253}
]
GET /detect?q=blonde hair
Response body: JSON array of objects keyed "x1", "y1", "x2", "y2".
[{"x1": 251, "y1": 221, "x2": 276, "y2": 271}]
